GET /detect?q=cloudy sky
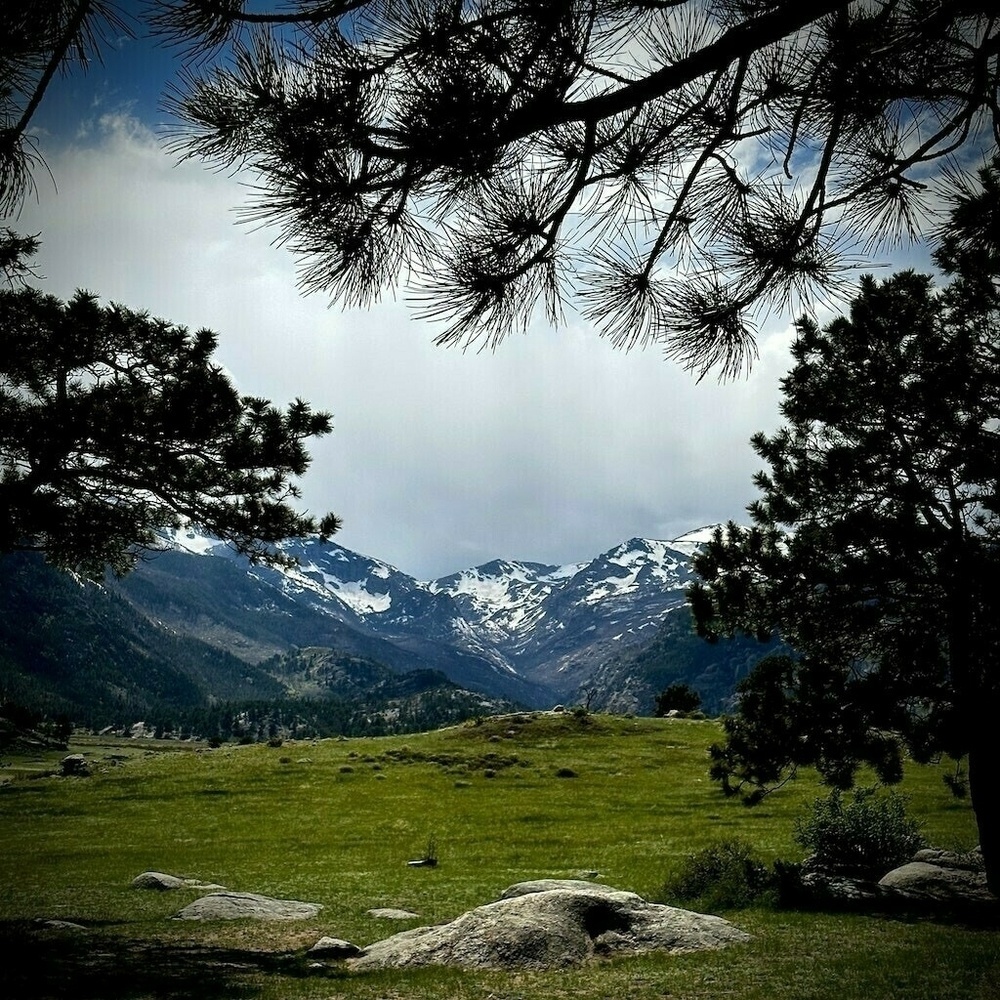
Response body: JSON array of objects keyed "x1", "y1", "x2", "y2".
[{"x1": 12, "y1": 9, "x2": 895, "y2": 580}]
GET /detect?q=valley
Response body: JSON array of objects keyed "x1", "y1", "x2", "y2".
[{"x1": 0, "y1": 526, "x2": 770, "y2": 738}]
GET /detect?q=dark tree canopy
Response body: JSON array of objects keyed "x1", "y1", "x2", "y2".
[
  {"x1": 0, "y1": 285, "x2": 341, "y2": 577},
  {"x1": 654, "y1": 681, "x2": 702, "y2": 716},
  {"x1": 688, "y1": 162, "x2": 1000, "y2": 893},
  {"x1": 3, "y1": 2, "x2": 1000, "y2": 376}
]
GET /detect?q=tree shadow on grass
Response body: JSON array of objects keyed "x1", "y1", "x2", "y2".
[{"x1": 0, "y1": 922, "x2": 341, "y2": 1000}]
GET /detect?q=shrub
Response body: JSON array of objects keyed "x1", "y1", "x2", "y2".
[
  {"x1": 794, "y1": 786, "x2": 926, "y2": 878},
  {"x1": 661, "y1": 839, "x2": 771, "y2": 910},
  {"x1": 655, "y1": 682, "x2": 702, "y2": 717},
  {"x1": 555, "y1": 767, "x2": 578, "y2": 778}
]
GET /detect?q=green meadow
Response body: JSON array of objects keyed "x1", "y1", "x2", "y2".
[{"x1": 1, "y1": 713, "x2": 995, "y2": 1000}]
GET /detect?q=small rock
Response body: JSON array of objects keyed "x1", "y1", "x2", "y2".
[
  {"x1": 308, "y1": 937, "x2": 362, "y2": 959},
  {"x1": 132, "y1": 872, "x2": 186, "y2": 891},
  {"x1": 60, "y1": 754, "x2": 90, "y2": 777},
  {"x1": 132, "y1": 871, "x2": 226, "y2": 891},
  {"x1": 173, "y1": 892, "x2": 322, "y2": 921},
  {"x1": 798, "y1": 871, "x2": 892, "y2": 905},
  {"x1": 367, "y1": 907, "x2": 420, "y2": 920},
  {"x1": 38, "y1": 920, "x2": 87, "y2": 932}
]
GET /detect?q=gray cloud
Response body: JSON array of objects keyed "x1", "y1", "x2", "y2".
[{"x1": 17, "y1": 115, "x2": 796, "y2": 579}]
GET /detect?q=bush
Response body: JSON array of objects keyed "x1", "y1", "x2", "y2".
[
  {"x1": 661, "y1": 839, "x2": 772, "y2": 910},
  {"x1": 794, "y1": 786, "x2": 926, "y2": 878},
  {"x1": 655, "y1": 682, "x2": 702, "y2": 717}
]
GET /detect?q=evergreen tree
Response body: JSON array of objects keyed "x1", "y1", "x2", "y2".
[
  {"x1": 0, "y1": 285, "x2": 340, "y2": 576},
  {"x1": 688, "y1": 162, "x2": 1000, "y2": 894},
  {"x1": 654, "y1": 682, "x2": 702, "y2": 716},
  {"x1": 3, "y1": 2, "x2": 999, "y2": 377}
]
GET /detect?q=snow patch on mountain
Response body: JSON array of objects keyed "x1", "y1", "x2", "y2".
[
  {"x1": 168, "y1": 525, "x2": 227, "y2": 556},
  {"x1": 667, "y1": 525, "x2": 720, "y2": 556}
]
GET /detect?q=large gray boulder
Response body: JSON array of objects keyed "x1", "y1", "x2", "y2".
[
  {"x1": 499, "y1": 879, "x2": 615, "y2": 899},
  {"x1": 878, "y1": 859, "x2": 994, "y2": 904},
  {"x1": 910, "y1": 848, "x2": 985, "y2": 872},
  {"x1": 172, "y1": 892, "x2": 322, "y2": 921},
  {"x1": 349, "y1": 881, "x2": 749, "y2": 971}
]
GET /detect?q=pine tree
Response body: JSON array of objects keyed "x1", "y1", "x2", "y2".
[
  {"x1": 0, "y1": 285, "x2": 340, "y2": 576},
  {"x1": 689, "y1": 162, "x2": 1000, "y2": 894},
  {"x1": 3, "y1": 2, "x2": 999, "y2": 377}
]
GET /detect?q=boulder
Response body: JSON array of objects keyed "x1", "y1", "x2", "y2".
[
  {"x1": 172, "y1": 892, "x2": 322, "y2": 921},
  {"x1": 133, "y1": 872, "x2": 186, "y2": 891},
  {"x1": 878, "y1": 861, "x2": 994, "y2": 904},
  {"x1": 366, "y1": 907, "x2": 420, "y2": 920},
  {"x1": 60, "y1": 754, "x2": 90, "y2": 777},
  {"x1": 132, "y1": 871, "x2": 226, "y2": 891},
  {"x1": 909, "y1": 848, "x2": 984, "y2": 872},
  {"x1": 500, "y1": 878, "x2": 616, "y2": 899},
  {"x1": 308, "y1": 937, "x2": 363, "y2": 960},
  {"x1": 350, "y1": 881, "x2": 749, "y2": 971},
  {"x1": 796, "y1": 871, "x2": 894, "y2": 907}
]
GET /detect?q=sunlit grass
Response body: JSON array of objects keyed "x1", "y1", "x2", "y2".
[{"x1": 1, "y1": 713, "x2": 995, "y2": 1000}]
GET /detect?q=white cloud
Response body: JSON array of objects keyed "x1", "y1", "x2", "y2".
[{"x1": 14, "y1": 114, "x2": 795, "y2": 578}]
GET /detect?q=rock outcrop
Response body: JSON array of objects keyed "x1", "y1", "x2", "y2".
[
  {"x1": 348, "y1": 880, "x2": 749, "y2": 971},
  {"x1": 60, "y1": 754, "x2": 90, "y2": 777},
  {"x1": 172, "y1": 892, "x2": 322, "y2": 921},
  {"x1": 878, "y1": 849, "x2": 993, "y2": 905},
  {"x1": 789, "y1": 845, "x2": 995, "y2": 910}
]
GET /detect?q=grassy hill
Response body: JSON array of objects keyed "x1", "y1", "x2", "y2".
[{"x1": 0, "y1": 714, "x2": 993, "y2": 1000}]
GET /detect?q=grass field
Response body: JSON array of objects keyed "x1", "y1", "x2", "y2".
[{"x1": 1, "y1": 712, "x2": 995, "y2": 1000}]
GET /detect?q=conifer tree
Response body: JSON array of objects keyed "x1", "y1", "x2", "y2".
[
  {"x1": 3, "y1": 2, "x2": 999, "y2": 377},
  {"x1": 689, "y1": 161, "x2": 1000, "y2": 894},
  {"x1": 0, "y1": 285, "x2": 340, "y2": 576}
]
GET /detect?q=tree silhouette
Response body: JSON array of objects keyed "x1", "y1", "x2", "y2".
[
  {"x1": 688, "y1": 161, "x2": 1000, "y2": 894},
  {"x1": 654, "y1": 681, "x2": 702, "y2": 716},
  {"x1": 1, "y1": 2, "x2": 340, "y2": 576},
  {"x1": 1, "y1": 286, "x2": 340, "y2": 576},
  {"x1": 4, "y1": 2, "x2": 999, "y2": 376}
]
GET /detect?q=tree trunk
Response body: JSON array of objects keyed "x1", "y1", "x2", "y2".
[{"x1": 968, "y1": 728, "x2": 1000, "y2": 897}]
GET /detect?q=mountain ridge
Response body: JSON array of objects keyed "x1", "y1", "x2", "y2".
[
  {"x1": 142, "y1": 524, "x2": 723, "y2": 705},
  {"x1": 1, "y1": 524, "x2": 769, "y2": 731}
]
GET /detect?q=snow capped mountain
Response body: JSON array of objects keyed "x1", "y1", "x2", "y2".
[
  {"x1": 430, "y1": 558, "x2": 582, "y2": 643},
  {"x1": 154, "y1": 525, "x2": 713, "y2": 705}
]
